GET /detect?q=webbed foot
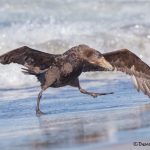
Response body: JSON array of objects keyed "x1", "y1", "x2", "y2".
[
  {"x1": 91, "y1": 92, "x2": 114, "y2": 98},
  {"x1": 36, "y1": 109, "x2": 45, "y2": 116}
]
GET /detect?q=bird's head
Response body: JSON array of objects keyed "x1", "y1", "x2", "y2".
[{"x1": 78, "y1": 45, "x2": 113, "y2": 70}]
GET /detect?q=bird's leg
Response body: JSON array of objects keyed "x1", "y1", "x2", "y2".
[
  {"x1": 79, "y1": 88, "x2": 113, "y2": 98},
  {"x1": 36, "y1": 89, "x2": 45, "y2": 116},
  {"x1": 36, "y1": 70, "x2": 57, "y2": 116},
  {"x1": 69, "y1": 78, "x2": 113, "y2": 98}
]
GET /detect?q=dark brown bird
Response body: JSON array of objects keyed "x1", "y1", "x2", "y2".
[{"x1": 0, "y1": 44, "x2": 150, "y2": 115}]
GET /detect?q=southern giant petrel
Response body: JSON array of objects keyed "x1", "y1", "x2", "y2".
[{"x1": 0, "y1": 44, "x2": 150, "y2": 115}]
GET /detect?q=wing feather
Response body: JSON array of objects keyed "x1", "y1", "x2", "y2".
[
  {"x1": 103, "y1": 49, "x2": 150, "y2": 97},
  {"x1": 0, "y1": 46, "x2": 57, "y2": 74}
]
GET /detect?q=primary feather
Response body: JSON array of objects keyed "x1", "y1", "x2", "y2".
[{"x1": 103, "y1": 49, "x2": 150, "y2": 97}]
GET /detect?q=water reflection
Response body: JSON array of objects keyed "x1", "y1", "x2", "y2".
[{"x1": 30, "y1": 103, "x2": 150, "y2": 149}]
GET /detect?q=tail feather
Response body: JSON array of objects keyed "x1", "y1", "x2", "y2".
[
  {"x1": 21, "y1": 68, "x2": 37, "y2": 75},
  {"x1": 21, "y1": 67, "x2": 48, "y2": 75},
  {"x1": 21, "y1": 67, "x2": 46, "y2": 86}
]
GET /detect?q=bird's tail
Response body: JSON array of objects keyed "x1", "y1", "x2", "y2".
[
  {"x1": 22, "y1": 68, "x2": 38, "y2": 75},
  {"x1": 22, "y1": 67, "x2": 46, "y2": 86},
  {"x1": 21, "y1": 66, "x2": 48, "y2": 75}
]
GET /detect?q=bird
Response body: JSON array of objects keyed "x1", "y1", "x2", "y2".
[{"x1": 0, "y1": 44, "x2": 150, "y2": 115}]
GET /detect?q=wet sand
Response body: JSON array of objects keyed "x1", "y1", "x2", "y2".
[{"x1": 0, "y1": 77, "x2": 150, "y2": 150}]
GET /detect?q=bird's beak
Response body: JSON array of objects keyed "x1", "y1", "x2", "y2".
[{"x1": 96, "y1": 57, "x2": 113, "y2": 71}]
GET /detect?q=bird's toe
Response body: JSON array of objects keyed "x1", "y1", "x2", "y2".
[
  {"x1": 91, "y1": 93, "x2": 98, "y2": 98},
  {"x1": 36, "y1": 109, "x2": 45, "y2": 116}
]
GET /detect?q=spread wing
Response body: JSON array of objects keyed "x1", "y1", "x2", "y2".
[
  {"x1": 0, "y1": 46, "x2": 57, "y2": 74},
  {"x1": 103, "y1": 49, "x2": 150, "y2": 97}
]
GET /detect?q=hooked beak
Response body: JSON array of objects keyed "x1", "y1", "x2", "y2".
[{"x1": 96, "y1": 57, "x2": 113, "y2": 71}]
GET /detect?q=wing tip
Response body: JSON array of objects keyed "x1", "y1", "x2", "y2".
[{"x1": 0, "y1": 55, "x2": 6, "y2": 64}]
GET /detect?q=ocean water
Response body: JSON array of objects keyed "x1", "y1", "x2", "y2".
[
  {"x1": 0, "y1": 0, "x2": 150, "y2": 150},
  {"x1": 0, "y1": 0, "x2": 150, "y2": 87}
]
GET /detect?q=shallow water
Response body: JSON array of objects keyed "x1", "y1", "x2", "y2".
[
  {"x1": 1, "y1": 0, "x2": 150, "y2": 150},
  {"x1": 0, "y1": 79, "x2": 150, "y2": 150}
]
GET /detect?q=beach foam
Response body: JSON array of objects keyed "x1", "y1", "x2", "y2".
[{"x1": 0, "y1": 0, "x2": 150, "y2": 88}]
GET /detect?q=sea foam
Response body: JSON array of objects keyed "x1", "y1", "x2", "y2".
[{"x1": 0, "y1": 0, "x2": 150, "y2": 88}]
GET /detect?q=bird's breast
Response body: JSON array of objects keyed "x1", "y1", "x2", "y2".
[
  {"x1": 49, "y1": 58, "x2": 83, "y2": 87},
  {"x1": 51, "y1": 63, "x2": 82, "y2": 87},
  {"x1": 61, "y1": 62, "x2": 73, "y2": 76}
]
